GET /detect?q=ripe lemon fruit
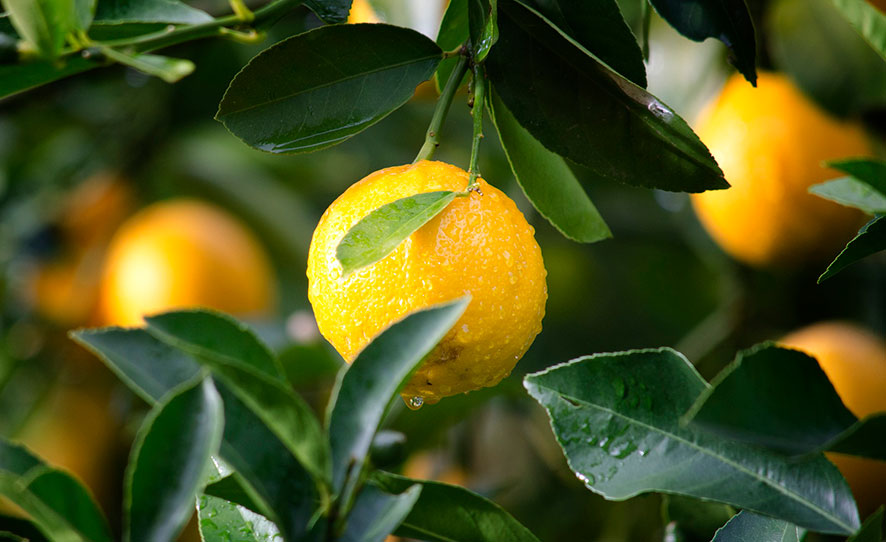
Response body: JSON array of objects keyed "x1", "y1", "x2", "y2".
[
  {"x1": 98, "y1": 199, "x2": 275, "y2": 326},
  {"x1": 347, "y1": 0, "x2": 380, "y2": 23},
  {"x1": 307, "y1": 160, "x2": 547, "y2": 405},
  {"x1": 780, "y1": 322, "x2": 886, "y2": 515},
  {"x1": 690, "y1": 72, "x2": 871, "y2": 267}
]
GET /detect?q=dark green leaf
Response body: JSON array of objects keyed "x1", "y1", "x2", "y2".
[
  {"x1": 810, "y1": 178, "x2": 886, "y2": 214},
  {"x1": 145, "y1": 311, "x2": 330, "y2": 487},
  {"x1": 73, "y1": 0, "x2": 94, "y2": 29},
  {"x1": 648, "y1": 0, "x2": 757, "y2": 85},
  {"x1": 373, "y1": 471, "x2": 540, "y2": 542},
  {"x1": 217, "y1": 24, "x2": 442, "y2": 154},
  {"x1": 0, "y1": 439, "x2": 112, "y2": 542},
  {"x1": 524, "y1": 348, "x2": 860, "y2": 534},
  {"x1": 488, "y1": 89, "x2": 610, "y2": 243},
  {"x1": 661, "y1": 495, "x2": 736, "y2": 542},
  {"x1": 830, "y1": 0, "x2": 886, "y2": 62},
  {"x1": 100, "y1": 47, "x2": 194, "y2": 83},
  {"x1": 435, "y1": 0, "x2": 469, "y2": 92},
  {"x1": 0, "y1": 56, "x2": 102, "y2": 100},
  {"x1": 126, "y1": 377, "x2": 224, "y2": 542},
  {"x1": 328, "y1": 299, "x2": 468, "y2": 503},
  {"x1": 711, "y1": 511, "x2": 802, "y2": 542},
  {"x1": 768, "y1": 0, "x2": 886, "y2": 116},
  {"x1": 93, "y1": 0, "x2": 212, "y2": 24},
  {"x1": 684, "y1": 344, "x2": 858, "y2": 455},
  {"x1": 0, "y1": 515, "x2": 49, "y2": 542},
  {"x1": 204, "y1": 474, "x2": 265, "y2": 516},
  {"x1": 819, "y1": 215, "x2": 886, "y2": 282},
  {"x1": 487, "y1": 0, "x2": 727, "y2": 193},
  {"x1": 336, "y1": 191, "x2": 458, "y2": 276},
  {"x1": 197, "y1": 494, "x2": 281, "y2": 542},
  {"x1": 517, "y1": 0, "x2": 646, "y2": 87},
  {"x1": 341, "y1": 483, "x2": 421, "y2": 542},
  {"x1": 827, "y1": 415, "x2": 886, "y2": 460},
  {"x1": 468, "y1": 0, "x2": 498, "y2": 61},
  {"x1": 829, "y1": 159, "x2": 886, "y2": 194},
  {"x1": 304, "y1": 0, "x2": 350, "y2": 24},
  {"x1": 4, "y1": 0, "x2": 73, "y2": 59},
  {"x1": 848, "y1": 507, "x2": 884, "y2": 542}
]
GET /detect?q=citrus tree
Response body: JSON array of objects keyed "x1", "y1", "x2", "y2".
[{"x1": 1, "y1": 0, "x2": 886, "y2": 541}]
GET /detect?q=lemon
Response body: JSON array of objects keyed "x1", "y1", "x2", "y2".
[
  {"x1": 98, "y1": 199, "x2": 275, "y2": 326},
  {"x1": 780, "y1": 322, "x2": 886, "y2": 515},
  {"x1": 691, "y1": 72, "x2": 871, "y2": 267},
  {"x1": 307, "y1": 160, "x2": 547, "y2": 405}
]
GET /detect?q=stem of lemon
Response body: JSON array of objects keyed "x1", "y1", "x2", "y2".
[
  {"x1": 467, "y1": 62, "x2": 486, "y2": 187},
  {"x1": 414, "y1": 53, "x2": 469, "y2": 163}
]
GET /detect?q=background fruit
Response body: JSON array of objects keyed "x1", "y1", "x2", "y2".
[
  {"x1": 98, "y1": 199, "x2": 275, "y2": 326},
  {"x1": 307, "y1": 161, "x2": 547, "y2": 405},
  {"x1": 780, "y1": 321, "x2": 886, "y2": 515},
  {"x1": 690, "y1": 72, "x2": 871, "y2": 268}
]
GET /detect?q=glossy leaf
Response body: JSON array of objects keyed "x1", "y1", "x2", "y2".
[
  {"x1": 100, "y1": 48, "x2": 195, "y2": 83},
  {"x1": 435, "y1": 0, "x2": 469, "y2": 92},
  {"x1": 304, "y1": 0, "x2": 351, "y2": 23},
  {"x1": 336, "y1": 191, "x2": 457, "y2": 276},
  {"x1": 341, "y1": 483, "x2": 421, "y2": 542},
  {"x1": 204, "y1": 474, "x2": 265, "y2": 516},
  {"x1": 197, "y1": 494, "x2": 282, "y2": 542},
  {"x1": 3, "y1": 0, "x2": 73, "y2": 59},
  {"x1": 819, "y1": 215, "x2": 886, "y2": 282},
  {"x1": 0, "y1": 55, "x2": 100, "y2": 99},
  {"x1": 0, "y1": 439, "x2": 112, "y2": 542},
  {"x1": 648, "y1": 0, "x2": 757, "y2": 85},
  {"x1": 711, "y1": 511, "x2": 802, "y2": 542},
  {"x1": 488, "y1": 90, "x2": 610, "y2": 243},
  {"x1": 826, "y1": 415, "x2": 886, "y2": 460},
  {"x1": 830, "y1": 0, "x2": 886, "y2": 61},
  {"x1": 829, "y1": 159, "x2": 886, "y2": 194},
  {"x1": 487, "y1": 0, "x2": 727, "y2": 193},
  {"x1": 685, "y1": 344, "x2": 858, "y2": 455},
  {"x1": 145, "y1": 311, "x2": 330, "y2": 486},
  {"x1": 810, "y1": 178, "x2": 886, "y2": 214},
  {"x1": 93, "y1": 0, "x2": 212, "y2": 24},
  {"x1": 517, "y1": 0, "x2": 646, "y2": 87},
  {"x1": 373, "y1": 471, "x2": 541, "y2": 542},
  {"x1": 468, "y1": 0, "x2": 498, "y2": 61},
  {"x1": 848, "y1": 507, "x2": 884, "y2": 542},
  {"x1": 524, "y1": 348, "x2": 860, "y2": 534},
  {"x1": 662, "y1": 495, "x2": 736, "y2": 541},
  {"x1": 328, "y1": 299, "x2": 469, "y2": 502},
  {"x1": 126, "y1": 377, "x2": 224, "y2": 542},
  {"x1": 217, "y1": 24, "x2": 442, "y2": 154}
]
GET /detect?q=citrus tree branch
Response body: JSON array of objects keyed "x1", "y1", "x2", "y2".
[
  {"x1": 467, "y1": 61, "x2": 486, "y2": 187},
  {"x1": 414, "y1": 52, "x2": 469, "y2": 163}
]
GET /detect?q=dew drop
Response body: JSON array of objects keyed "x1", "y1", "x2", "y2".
[{"x1": 406, "y1": 396, "x2": 424, "y2": 410}]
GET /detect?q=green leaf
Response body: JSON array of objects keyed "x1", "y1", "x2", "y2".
[
  {"x1": 336, "y1": 191, "x2": 458, "y2": 276},
  {"x1": 684, "y1": 344, "x2": 859, "y2": 455},
  {"x1": 0, "y1": 515, "x2": 49, "y2": 542},
  {"x1": 4, "y1": 0, "x2": 74, "y2": 59},
  {"x1": 197, "y1": 494, "x2": 282, "y2": 542},
  {"x1": 145, "y1": 311, "x2": 331, "y2": 487},
  {"x1": 648, "y1": 0, "x2": 757, "y2": 85},
  {"x1": 204, "y1": 474, "x2": 265, "y2": 517},
  {"x1": 830, "y1": 0, "x2": 886, "y2": 62},
  {"x1": 126, "y1": 377, "x2": 224, "y2": 542},
  {"x1": 524, "y1": 348, "x2": 860, "y2": 535},
  {"x1": 0, "y1": 55, "x2": 100, "y2": 100},
  {"x1": 768, "y1": 0, "x2": 886, "y2": 116},
  {"x1": 662, "y1": 495, "x2": 736, "y2": 541},
  {"x1": 468, "y1": 0, "x2": 498, "y2": 61},
  {"x1": 810, "y1": 178, "x2": 886, "y2": 214},
  {"x1": 848, "y1": 507, "x2": 884, "y2": 542},
  {"x1": 829, "y1": 159, "x2": 886, "y2": 194},
  {"x1": 435, "y1": 0, "x2": 469, "y2": 92},
  {"x1": 92, "y1": 0, "x2": 212, "y2": 24},
  {"x1": 328, "y1": 299, "x2": 469, "y2": 503},
  {"x1": 0, "y1": 439, "x2": 112, "y2": 542},
  {"x1": 372, "y1": 471, "x2": 540, "y2": 542},
  {"x1": 217, "y1": 24, "x2": 442, "y2": 154},
  {"x1": 488, "y1": 89, "x2": 610, "y2": 243},
  {"x1": 73, "y1": 0, "x2": 94, "y2": 29},
  {"x1": 819, "y1": 215, "x2": 886, "y2": 282},
  {"x1": 304, "y1": 0, "x2": 351, "y2": 24},
  {"x1": 99, "y1": 48, "x2": 194, "y2": 83},
  {"x1": 341, "y1": 483, "x2": 422, "y2": 542},
  {"x1": 711, "y1": 511, "x2": 802, "y2": 542},
  {"x1": 826, "y1": 415, "x2": 886, "y2": 460},
  {"x1": 517, "y1": 0, "x2": 646, "y2": 87},
  {"x1": 487, "y1": 0, "x2": 727, "y2": 193}
]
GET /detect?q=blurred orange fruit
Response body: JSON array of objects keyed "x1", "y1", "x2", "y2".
[
  {"x1": 347, "y1": 0, "x2": 380, "y2": 23},
  {"x1": 98, "y1": 199, "x2": 275, "y2": 326},
  {"x1": 780, "y1": 321, "x2": 886, "y2": 515},
  {"x1": 307, "y1": 160, "x2": 547, "y2": 405},
  {"x1": 691, "y1": 72, "x2": 871, "y2": 267}
]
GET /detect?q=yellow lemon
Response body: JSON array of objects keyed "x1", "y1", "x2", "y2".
[
  {"x1": 347, "y1": 0, "x2": 380, "y2": 23},
  {"x1": 98, "y1": 199, "x2": 275, "y2": 326},
  {"x1": 780, "y1": 322, "x2": 886, "y2": 515},
  {"x1": 307, "y1": 160, "x2": 547, "y2": 405},
  {"x1": 691, "y1": 72, "x2": 871, "y2": 267}
]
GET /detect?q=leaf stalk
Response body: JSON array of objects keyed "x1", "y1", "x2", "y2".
[{"x1": 413, "y1": 52, "x2": 469, "y2": 163}]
